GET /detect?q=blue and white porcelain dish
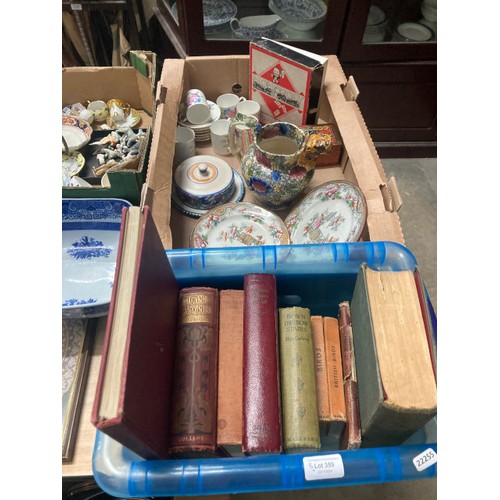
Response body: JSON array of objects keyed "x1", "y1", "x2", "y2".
[
  {"x1": 269, "y1": 0, "x2": 327, "y2": 31},
  {"x1": 203, "y1": 0, "x2": 237, "y2": 31},
  {"x1": 62, "y1": 198, "x2": 131, "y2": 319}
]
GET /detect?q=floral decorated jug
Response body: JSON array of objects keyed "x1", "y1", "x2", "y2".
[{"x1": 237, "y1": 121, "x2": 332, "y2": 210}]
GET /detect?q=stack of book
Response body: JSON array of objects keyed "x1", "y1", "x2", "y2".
[{"x1": 91, "y1": 206, "x2": 437, "y2": 459}]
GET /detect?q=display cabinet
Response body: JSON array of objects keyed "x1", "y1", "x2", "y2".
[
  {"x1": 154, "y1": 0, "x2": 348, "y2": 56},
  {"x1": 337, "y1": 0, "x2": 436, "y2": 157}
]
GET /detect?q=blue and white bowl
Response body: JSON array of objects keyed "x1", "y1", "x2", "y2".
[
  {"x1": 62, "y1": 198, "x2": 131, "y2": 319},
  {"x1": 269, "y1": 0, "x2": 327, "y2": 31}
]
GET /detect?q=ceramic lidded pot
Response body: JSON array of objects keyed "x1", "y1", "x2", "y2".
[
  {"x1": 173, "y1": 155, "x2": 235, "y2": 210},
  {"x1": 240, "y1": 121, "x2": 332, "y2": 210}
]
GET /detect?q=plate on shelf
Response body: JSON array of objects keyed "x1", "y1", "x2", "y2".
[
  {"x1": 62, "y1": 198, "x2": 131, "y2": 318},
  {"x1": 62, "y1": 115, "x2": 92, "y2": 152},
  {"x1": 173, "y1": 169, "x2": 245, "y2": 218},
  {"x1": 62, "y1": 151, "x2": 85, "y2": 186},
  {"x1": 394, "y1": 22, "x2": 433, "y2": 42},
  {"x1": 285, "y1": 180, "x2": 367, "y2": 244},
  {"x1": 190, "y1": 201, "x2": 289, "y2": 248},
  {"x1": 203, "y1": 0, "x2": 237, "y2": 31},
  {"x1": 106, "y1": 107, "x2": 141, "y2": 130}
]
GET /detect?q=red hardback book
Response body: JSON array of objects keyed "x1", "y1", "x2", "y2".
[
  {"x1": 91, "y1": 206, "x2": 179, "y2": 459},
  {"x1": 168, "y1": 287, "x2": 220, "y2": 457},
  {"x1": 242, "y1": 273, "x2": 282, "y2": 454}
]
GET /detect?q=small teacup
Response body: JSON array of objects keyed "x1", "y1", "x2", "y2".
[
  {"x1": 216, "y1": 93, "x2": 246, "y2": 120},
  {"x1": 78, "y1": 109, "x2": 94, "y2": 125},
  {"x1": 174, "y1": 126, "x2": 196, "y2": 166},
  {"x1": 230, "y1": 14, "x2": 281, "y2": 38},
  {"x1": 107, "y1": 98, "x2": 130, "y2": 124},
  {"x1": 87, "y1": 100, "x2": 108, "y2": 123},
  {"x1": 185, "y1": 89, "x2": 210, "y2": 125},
  {"x1": 236, "y1": 100, "x2": 261, "y2": 121}
]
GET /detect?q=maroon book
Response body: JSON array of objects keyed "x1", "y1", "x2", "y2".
[
  {"x1": 168, "y1": 287, "x2": 220, "y2": 457},
  {"x1": 242, "y1": 274, "x2": 282, "y2": 454},
  {"x1": 91, "y1": 206, "x2": 179, "y2": 459}
]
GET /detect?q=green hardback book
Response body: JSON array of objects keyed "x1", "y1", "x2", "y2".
[
  {"x1": 351, "y1": 264, "x2": 437, "y2": 447},
  {"x1": 278, "y1": 307, "x2": 320, "y2": 452}
]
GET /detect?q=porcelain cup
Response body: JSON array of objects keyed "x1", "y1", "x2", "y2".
[
  {"x1": 87, "y1": 100, "x2": 109, "y2": 122},
  {"x1": 174, "y1": 126, "x2": 196, "y2": 166},
  {"x1": 236, "y1": 99, "x2": 261, "y2": 121},
  {"x1": 230, "y1": 14, "x2": 281, "y2": 38},
  {"x1": 185, "y1": 89, "x2": 211, "y2": 125},
  {"x1": 216, "y1": 93, "x2": 246, "y2": 120},
  {"x1": 107, "y1": 98, "x2": 131, "y2": 124},
  {"x1": 78, "y1": 108, "x2": 94, "y2": 125},
  {"x1": 210, "y1": 119, "x2": 231, "y2": 156}
]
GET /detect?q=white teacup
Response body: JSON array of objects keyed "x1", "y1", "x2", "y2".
[
  {"x1": 78, "y1": 109, "x2": 94, "y2": 125},
  {"x1": 174, "y1": 126, "x2": 196, "y2": 166},
  {"x1": 216, "y1": 93, "x2": 246, "y2": 120},
  {"x1": 236, "y1": 100, "x2": 261, "y2": 121},
  {"x1": 210, "y1": 119, "x2": 231, "y2": 156},
  {"x1": 185, "y1": 89, "x2": 210, "y2": 125},
  {"x1": 87, "y1": 100, "x2": 108, "y2": 123}
]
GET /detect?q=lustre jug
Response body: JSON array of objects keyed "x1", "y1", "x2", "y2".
[{"x1": 238, "y1": 121, "x2": 332, "y2": 210}]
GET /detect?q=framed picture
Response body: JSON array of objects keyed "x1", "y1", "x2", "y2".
[{"x1": 62, "y1": 318, "x2": 96, "y2": 462}]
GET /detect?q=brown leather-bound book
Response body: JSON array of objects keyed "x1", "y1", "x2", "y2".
[
  {"x1": 242, "y1": 273, "x2": 282, "y2": 454},
  {"x1": 92, "y1": 206, "x2": 179, "y2": 459},
  {"x1": 169, "y1": 287, "x2": 220, "y2": 458},
  {"x1": 217, "y1": 289, "x2": 244, "y2": 457},
  {"x1": 323, "y1": 316, "x2": 346, "y2": 447},
  {"x1": 310, "y1": 315, "x2": 331, "y2": 436},
  {"x1": 338, "y1": 301, "x2": 361, "y2": 450}
]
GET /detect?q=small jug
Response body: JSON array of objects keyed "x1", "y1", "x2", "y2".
[{"x1": 238, "y1": 121, "x2": 332, "y2": 210}]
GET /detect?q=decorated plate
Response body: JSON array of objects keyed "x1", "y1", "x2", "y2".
[
  {"x1": 62, "y1": 198, "x2": 131, "y2": 318},
  {"x1": 190, "y1": 201, "x2": 289, "y2": 248},
  {"x1": 173, "y1": 170, "x2": 245, "y2": 218},
  {"x1": 62, "y1": 115, "x2": 92, "y2": 152},
  {"x1": 285, "y1": 181, "x2": 367, "y2": 244},
  {"x1": 62, "y1": 151, "x2": 85, "y2": 186},
  {"x1": 203, "y1": 0, "x2": 237, "y2": 29},
  {"x1": 106, "y1": 107, "x2": 141, "y2": 130}
]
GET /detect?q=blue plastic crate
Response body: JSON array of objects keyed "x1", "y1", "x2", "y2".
[{"x1": 92, "y1": 241, "x2": 437, "y2": 497}]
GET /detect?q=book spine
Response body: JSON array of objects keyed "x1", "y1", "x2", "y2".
[
  {"x1": 338, "y1": 301, "x2": 361, "y2": 450},
  {"x1": 323, "y1": 317, "x2": 346, "y2": 423},
  {"x1": 279, "y1": 307, "x2": 320, "y2": 451},
  {"x1": 242, "y1": 274, "x2": 282, "y2": 454},
  {"x1": 168, "y1": 287, "x2": 219, "y2": 455},
  {"x1": 216, "y1": 290, "x2": 244, "y2": 455},
  {"x1": 310, "y1": 315, "x2": 330, "y2": 423}
]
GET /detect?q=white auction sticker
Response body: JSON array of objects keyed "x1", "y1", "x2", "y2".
[
  {"x1": 413, "y1": 448, "x2": 437, "y2": 472},
  {"x1": 303, "y1": 454, "x2": 345, "y2": 481}
]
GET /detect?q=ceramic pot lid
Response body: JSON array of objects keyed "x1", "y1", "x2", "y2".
[{"x1": 174, "y1": 155, "x2": 234, "y2": 198}]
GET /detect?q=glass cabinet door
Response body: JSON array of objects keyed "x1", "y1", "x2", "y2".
[
  {"x1": 340, "y1": 0, "x2": 437, "y2": 62},
  {"x1": 165, "y1": 0, "x2": 347, "y2": 56}
]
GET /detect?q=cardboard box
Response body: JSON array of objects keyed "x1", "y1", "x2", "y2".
[
  {"x1": 143, "y1": 55, "x2": 404, "y2": 250},
  {"x1": 62, "y1": 65, "x2": 155, "y2": 206}
]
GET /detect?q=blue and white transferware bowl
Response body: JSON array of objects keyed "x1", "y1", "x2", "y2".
[
  {"x1": 269, "y1": 0, "x2": 327, "y2": 31},
  {"x1": 62, "y1": 198, "x2": 131, "y2": 319}
]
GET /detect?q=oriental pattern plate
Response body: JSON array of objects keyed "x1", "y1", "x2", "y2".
[
  {"x1": 62, "y1": 198, "x2": 131, "y2": 318},
  {"x1": 285, "y1": 180, "x2": 367, "y2": 244},
  {"x1": 190, "y1": 201, "x2": 289, "y2": 248}
]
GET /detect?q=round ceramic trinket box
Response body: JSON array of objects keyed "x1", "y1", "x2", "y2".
[{"x1": 173, "y1": 155, "x2": 235, "y2": 210}]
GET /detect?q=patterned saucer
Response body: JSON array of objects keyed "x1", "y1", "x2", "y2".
[
  {"x1": 285, "y1": 180, "x2": 367, "y2": 244},
  {"x1": 190, "y1": 201, "x2": 289, "y2": 248},
  {"x1": 172, "y1": 169, "x2": 245, "y2": 218}
]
